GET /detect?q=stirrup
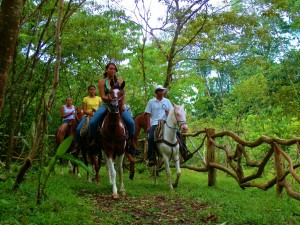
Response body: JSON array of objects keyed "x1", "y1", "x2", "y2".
[{"x1": 147, "y1": 160, "x2": 156, "y2": 167}]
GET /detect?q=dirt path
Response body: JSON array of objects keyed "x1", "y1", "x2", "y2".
[{"x1": 82, "y1": 191, "x2": 217, "y2": 224}]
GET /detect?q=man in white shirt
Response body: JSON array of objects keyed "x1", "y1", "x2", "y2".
[{"x1": 144, "y1": 85, "x2": 192, "y2": 166}]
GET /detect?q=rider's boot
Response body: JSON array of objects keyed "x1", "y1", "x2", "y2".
[
  {"x1": 147, "y1": 148, "x2": 156, "y2": 167},
  {"x1": 126, "y1": 138, "x2": 137, "y2": 155},
  {"x1": 180, "y1": 144, "x2": 193, "y2": 163}
]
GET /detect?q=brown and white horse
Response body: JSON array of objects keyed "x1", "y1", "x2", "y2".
[{"x1": 94, "y1": 81, "x2": 127, "y2": 199}]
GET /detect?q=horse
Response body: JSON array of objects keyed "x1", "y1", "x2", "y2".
[
  {"x1": 133, "y1": 112, "x2": 148, "y2": 150},
  {"x1": 55, "y1": 107, "x2": 84, "y2": 174},
  {"x1": 94, "y1": 80, "x2": 127, "y2": 199},
  {"x1": 77, "y1": 117, "x2": 102, "y2": 182},
  {"x1": 153, "y1": 103, "x2": 188, "y2": 190}
]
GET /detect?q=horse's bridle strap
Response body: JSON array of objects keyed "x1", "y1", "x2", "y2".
[{"x1": 156, "y1": 139, "x2": 178, "y2": 147}]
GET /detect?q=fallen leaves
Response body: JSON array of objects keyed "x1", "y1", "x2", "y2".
[{"x1": 80, "y1": 190, "x2": 214, "y2": 224}]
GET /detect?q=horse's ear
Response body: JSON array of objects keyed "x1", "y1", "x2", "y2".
[
  {"x1": 172, "y1": 102, "x2": 177, "y2": 107},
  {"x1": 120, "y1": 81, "x2": 125, "y2": 89}
]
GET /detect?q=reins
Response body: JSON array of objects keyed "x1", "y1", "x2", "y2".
[{"x1": 165, "y1": 107, "x2": 187, "y2": 131}]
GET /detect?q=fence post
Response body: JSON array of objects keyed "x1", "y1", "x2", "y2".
[
  {"x1": 274, "y1": 142, "x2": 284, "y2": 197},
  {"x1": 207, "y1": 128, "x2": 216, "y2": 187}
]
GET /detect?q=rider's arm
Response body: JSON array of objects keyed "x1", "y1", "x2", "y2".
[
  {"x1": 99, "y1": 79, "x2": 111, "y2": 103},
  {"x1": 61, "y1": 106, "x2": 72, "y2": 118},
  {"x1": 82, "y1": 101, "x2": 92, "y2": 116}
]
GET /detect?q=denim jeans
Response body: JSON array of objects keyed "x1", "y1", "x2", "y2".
[
  {"x1": 147, "y1": 125, "x2": 157, "y2": 160},
  {"x1": 75, "y1": 116, "x2": 87, "y2": 143},
  {"x1": 89, "y1": 104, "x2": 135, "y2": 139}
]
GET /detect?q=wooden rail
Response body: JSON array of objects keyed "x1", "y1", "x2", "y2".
[{"x1": 180, "y1": 128, "x2": 300, "y2": 201}]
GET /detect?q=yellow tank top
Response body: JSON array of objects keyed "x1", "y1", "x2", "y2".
[{"x1": 83, "y1": 96, "x2": 102, "y2": 113}]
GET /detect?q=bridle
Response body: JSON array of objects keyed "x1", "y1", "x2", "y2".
[
  {"x1": 107, "y1": 89, "x2": 124, "y2": 113},
  {"x1": 163, "y1": 104, "x2": 187, "y2": 131}
]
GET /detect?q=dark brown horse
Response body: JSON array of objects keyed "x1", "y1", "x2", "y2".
[
  {"x1": 55, "y1": 107, "x2": 84, "y2": 174},
  {"x1": 133, "y1": 112, "x2": 148, "y2": 150},
  {"x1": 76, "y1": 115, "x2": 101, "y2": 182},
  {"x1": 92, "y1": 81, "x2": 127, "y2": 199}
]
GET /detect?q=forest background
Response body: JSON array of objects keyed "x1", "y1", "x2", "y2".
[{"x1": 0, "y1": 0, "x2": 299, "y2": 173}]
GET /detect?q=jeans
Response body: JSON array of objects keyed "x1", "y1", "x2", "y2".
[
  {"x1": 62, "y1": 119, "x2": 71, "y2": 124},
  {"x1": 75, "y1": 116, "x2": 87, "y2": 143},
  {"x1": 89, "y1": 104, "x2": 135, "y2": 139},
  {"x1": 147, "y1": 125, "x2": 157, "y2": 160}
]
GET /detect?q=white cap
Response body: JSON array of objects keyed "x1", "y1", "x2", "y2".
[{"x1": 154, "y1": 85, "x2": 167, "y2": 93}]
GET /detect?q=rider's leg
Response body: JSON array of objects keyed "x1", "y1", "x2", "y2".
[
  {"x1": 60, "y1": 123, "x2": 68, "y2": 135},
  {"x1": 176, "y1": 131, "x2": 193, "y2": 162},
  {"x1": 75, "y1": 117, "x2": 87, "y2": 143},
  {"x1": 89, "y1": 105, "x2": 107, "y2": 140},
  {"x1": 121, "y1": 110, "x2": 136, "y2": 154},
  {"x1": 147, "y1": 125, "x2": 157, "y2": 166}
]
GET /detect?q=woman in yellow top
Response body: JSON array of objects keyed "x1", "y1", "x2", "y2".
[{"x1": 75, "y1": 84, "x2": 102, "y2": 144}]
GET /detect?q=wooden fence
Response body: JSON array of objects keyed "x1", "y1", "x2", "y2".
[{"x1": 137, "y1": 128, "x2": 300, "y2": 201}]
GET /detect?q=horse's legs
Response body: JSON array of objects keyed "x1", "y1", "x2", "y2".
[
  {"x1": 90, "y1": 154, "x2": 100, "y2": 183},
  {"x1": 81, "y1": 146, "x2": 91, "y2": 182},
  {"x1": 162, "y1": 154, "x2": 174, "y2": 190},
  {"x1": 116, "y1": 154, "x2": 126, "y2": 197},
  {"x1": 70, "y1": 143, "x2": 81, "y2": 177},
  {"x1": 126, "y1": 153, "x2": 135, "y2": 180},
  {"x1": 106, "y1": 157, "x2": 118, "y2": 199},
  {"x1": 173, "y1": 155, "x2": 181, "y2": 188}
]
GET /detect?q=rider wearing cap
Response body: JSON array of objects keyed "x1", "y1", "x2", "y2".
[{"x1": 144, "y1": 85, "x2": 193, "y2": 166}]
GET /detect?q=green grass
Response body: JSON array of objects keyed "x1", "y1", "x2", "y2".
[{"x1": 0, "y1": 164, "x2": 299, "y2": 225}]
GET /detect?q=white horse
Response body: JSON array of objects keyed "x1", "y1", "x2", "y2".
[{"x1": 155, "y1": 103, "x2": 188, "y2": 190}]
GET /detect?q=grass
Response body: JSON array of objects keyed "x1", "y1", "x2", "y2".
[{"x1": 0, "y1": 163, "x2": 300, "y2": 225}]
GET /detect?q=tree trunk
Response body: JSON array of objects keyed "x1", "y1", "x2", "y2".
[{"x1": 0, "y1": 0, "x2": 24, "y2": 113}]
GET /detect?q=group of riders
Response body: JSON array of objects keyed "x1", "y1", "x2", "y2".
[{"x1": 59, "y1": 62, "x2": 193, "y2": 166}]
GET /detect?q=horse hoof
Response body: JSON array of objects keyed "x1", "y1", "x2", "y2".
[
  {"x1": 129, "y1": 173, "x2": 134, "y2": 180},
  {"x1": 112, "y1": 193, "x2": 119, "y2": 199},
  {"x1": 120, "y1": 190, "x2": 126, "y2": 197}
]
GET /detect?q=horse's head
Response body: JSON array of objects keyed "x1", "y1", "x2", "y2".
[
  {"x1": 108, "y1": 80, "x2": 125, "y2": 113},
  {"x1": 75, "y1": 107, "x2": 84, "y2": 123},
  {"x1": 173, "y1": 103, "x2": 188, "y2": 133}
]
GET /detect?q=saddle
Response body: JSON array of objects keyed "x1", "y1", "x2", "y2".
[
  {"x1": 62, "y1": 120, "x2": 73, "y2": 138},
  {"x1": 80, "y1": 116, "x2": 90, "y2": 137},
  {"x1": 154, "y1": 119, "x2": 179, "y2": 147},
  {"x1": 154, "y1": 120, "x2": 165, "y2": 142}
]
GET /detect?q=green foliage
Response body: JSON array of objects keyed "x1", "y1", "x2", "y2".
[
  {"x1": 44, "y1": 136, "x2": 94, "y2": 176},
  {"x1": 0, "y1": 172, "x2": 94, "y2": 224},
  {"x1": 0, "y1": 168, "x2": 299, "y2": 224}
]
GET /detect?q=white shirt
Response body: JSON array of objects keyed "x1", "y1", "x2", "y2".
[
  {"x1": 145, "y1": 97, "x2": 173, "y2": 126},
  {"x1": 63, "y1": 105, "x2": 75, "y2": 122}
]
